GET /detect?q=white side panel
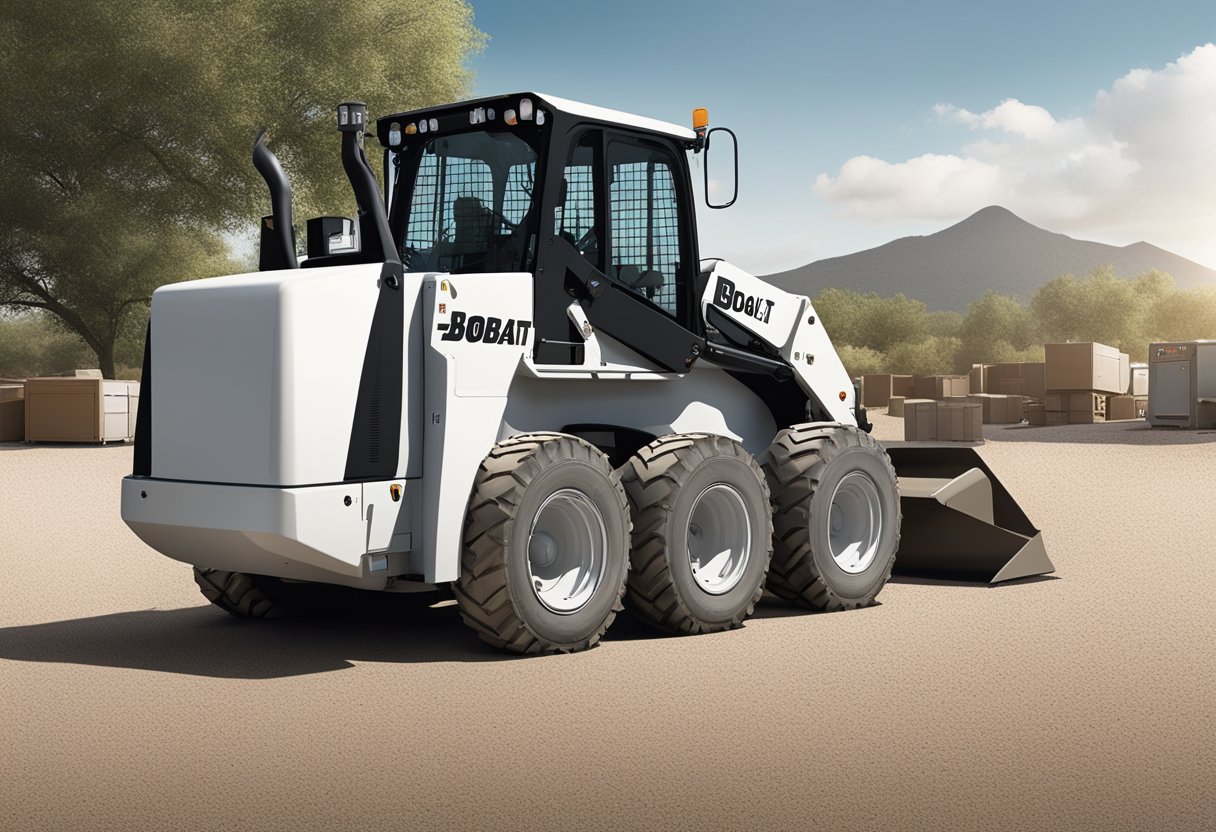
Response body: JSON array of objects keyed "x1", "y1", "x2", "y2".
[
  {"x1": 783, "y1": 297, "x2": 858, "y2": 426},
  {"x1": 503, "y1": 366, "x2": 778, "y2": 456},
  {"x1": 151, "y1": 273, "x2": 282, "y2": 483},
  {"x1": 122, "y1": 476, "x2": 418, "y2": 588},
  {"x1": 150, "y1": 263, "x2": 385, "y2": 485},
  {"x1": 700, "y1": 260, "x2": 856, "y2": 426},
  {"x1": 421, "y1": 273, "x2": 534, "y2": 583},
  {"x1": 702, "y1": 260, "x2": 803, "y2": 351}
]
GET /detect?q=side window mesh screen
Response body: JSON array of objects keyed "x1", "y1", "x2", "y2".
[
  {"x1": 609, "y1": 147, "x2": 681, "y2": 317},
  {"x1": 503, "y1": 163, "x2": 535, "y2": 225},
  {"x1": 556, "y1": 132, "x2": 602, "y2": 270},
  {"x1": 402, "y1": 133, "x2": 538, "y2": 274},
  {"x1": 405, "y1": 154, "x2": 494, "y2": 251}
]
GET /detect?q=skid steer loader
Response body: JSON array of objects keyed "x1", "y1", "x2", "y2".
[{"x1": 121, "y1": 93, "x2": 1052, "y2": 653}]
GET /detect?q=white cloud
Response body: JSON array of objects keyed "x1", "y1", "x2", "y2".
[
  {"x1": 935, "y1": 99, "x2": 1059, "y2": 139},
  {"x1": 813, "y1": 44, "x2": 1216, "y2": 266}
]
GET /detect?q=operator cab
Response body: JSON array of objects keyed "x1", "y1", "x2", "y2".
[{"x1": 377, "y1": 93, "x2": 734, "y2": 370}]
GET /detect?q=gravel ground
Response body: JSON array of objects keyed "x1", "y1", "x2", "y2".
[{"x1": 0, "y1": 415, "x2": 1213, "y2": 831}]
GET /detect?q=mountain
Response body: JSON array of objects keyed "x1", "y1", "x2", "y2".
[{"x1": 764, "y1": 206, "x2": 1216, "y2": 311}]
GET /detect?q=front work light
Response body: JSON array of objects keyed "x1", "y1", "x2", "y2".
[{"x1": 337, "y1": 101, "x2": 367, "y2": 133}]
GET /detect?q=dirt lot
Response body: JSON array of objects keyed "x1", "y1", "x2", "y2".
[{"x1": 1, "y1": 415, "x2": 1213, "y2": 832}]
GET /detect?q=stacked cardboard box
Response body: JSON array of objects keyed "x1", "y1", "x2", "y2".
[
  {"x1": 1104, "y1": 394, "x2": 1149, "y2": 421},
  {"x1": 23, "y1": 377, "x2": 140, "y2": 443},
  {"x1": 861, "y1": 374, "x2": 915, "y2": 408},
  {"x1": 1044, "y1": 392, "x2": 1106, "y2": 424},
  {"x1": 1042, "y1": 342, "x2": 1131, "y2": 425},
  {"x1": 889, "y1": 396, "x2": 933, "y2": 418},
  {"x1": 985, "y1": 363, "x2": 1047, "y2": 398},
  {"x1": 903, "y1": 400, "x2": 983, "y2": 441},
  {"x1": 936, "y1": 402, "x2": 983, "y2": 441},
  {"x1": 969, "y1": 364, "x2": 985, "y2": 393},
  {"x1": 904, "y1": 400, "x2": 939, "y2": 439},
  {"x1": 0, "y1": 382, "x2": 24, "y2": 442},
  {"x1": 970, "y1": 363, "x2": 1046, "y2": 398},
  {"x1": 966, "y1": 393, "x2": 1024, "y2": 424},
  {"x1": 1027, "y1": 402, "x2": 1047, "y2": 426},
  {"x1": 1045, "y1": 342, "x2": 1129, "y2": 394},
  {"x1": 1128, "y1": 363, "x2": 1148, "y2": 396},
  {"x1": 912, "y1": 375, "x2": 970, "y2": 399}
]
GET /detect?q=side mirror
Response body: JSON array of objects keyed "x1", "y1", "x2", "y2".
[
  {"x1": 306, "y1": 216, "x2": 357, "y2": 258},
  {"x1": 704, "y1": 127, "x2": 738, "y2": 209}
]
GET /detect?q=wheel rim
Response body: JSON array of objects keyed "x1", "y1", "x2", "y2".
[
  {"x1": 827, "y1": 471, "x2": 883, "y2": 574},
  {"x1": 527, "y1": 488, "x2": 608, "y2": 614},
  {"x1": 687, "y1": 483, "x2": 752, "y2": 595}
]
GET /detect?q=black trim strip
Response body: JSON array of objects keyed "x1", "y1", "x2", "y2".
[
  {"x1": 132, "y1": 323, "x2": 152, "y2": 476},
  {"x1": 344, "y1": 261, "x2": 405, "y2": 480},
  {"x1": 703, "y1": 341, "x2": 792, "y2": 380}
]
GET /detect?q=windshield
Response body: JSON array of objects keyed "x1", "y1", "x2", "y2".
[{"x1": 398, "y1": 130, "x2": 538, "y2": 274}]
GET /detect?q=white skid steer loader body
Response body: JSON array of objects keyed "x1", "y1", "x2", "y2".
[{"x1": 122, "y1": 261, "x2": 1048, "y2": 592}]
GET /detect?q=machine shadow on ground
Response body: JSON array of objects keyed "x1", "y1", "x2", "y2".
[
  {"x1": 0, "y1": 595, "x2": 826, "y2": 679},
  {"x1": 887, "y1": 574, "x2": 1060, "y2": 589}
]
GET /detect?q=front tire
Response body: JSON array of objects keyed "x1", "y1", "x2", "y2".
[
  {"x1": 761, "y1": 424, "x2": 900, "y2": 610},
  {"x1": 620, "y1": 434, "x2": 773, "y2": 634},
  {"x1": 454, "y1": 433, "x2": 631, "y2": 654}
]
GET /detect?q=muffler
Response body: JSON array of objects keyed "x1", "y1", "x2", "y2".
[{"x1": 887, "y1": 446, "x2": 1054, "y2": 583}]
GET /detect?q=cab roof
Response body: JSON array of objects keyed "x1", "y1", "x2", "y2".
[{"x1": 377, "y1": 91, "x2": 697, "y2": 144}]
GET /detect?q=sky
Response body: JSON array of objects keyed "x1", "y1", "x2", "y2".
[{"x1": 467, "y1": 0, "x2": 1216, "y2": 274}]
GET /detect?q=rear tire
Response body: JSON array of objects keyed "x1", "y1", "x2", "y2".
[
  {"x1": 761, "y1": 424, "x2": 900, "y2": 610},
  {"x1": 193, "y1": 568, "x2": 284, "y2": 618},
  {"x1": 454, "y1": 433, "x2": 631, "y2": 654},
  {"x1": 193, "y1": 568, "x2": 438, "y2": 618},
  {"x1": 620, "y1": 434, "x2": 773, "y2": 634}
]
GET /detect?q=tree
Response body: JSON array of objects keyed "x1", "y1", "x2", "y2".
[
  {"x1": 1147, "y1": 288, "x2": 1216, "y2": 344},
  {"x1": 812, "y1": 288, "x2": 929, "y2": 353},
  {"x1": 835, "y1": 345, "x2": 887, "y2": 377},
  {"x1": 886, "y1": 336, "x2": 961, "y2": 376},
  {"x1": 956, "y1": 291, "x2": 1036, "y2": 368},
  {"x1": 0, "y1": 0, "x2": 483, "y2": 377},
  {"x1": 1031, "y1": 266, "x2": 1140, "y2": 354}
]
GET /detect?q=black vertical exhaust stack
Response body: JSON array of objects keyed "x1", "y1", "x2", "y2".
[
  {"x1": 336, "y1": 101, "x2": 400, "y2": 272},
  {"x1": 252, "y1": 128, "x2": 298, "y2": 271}
]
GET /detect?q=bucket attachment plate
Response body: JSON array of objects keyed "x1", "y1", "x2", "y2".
[{"x1": 887, "y1": 446, "x2": 1054, "y2": 584}]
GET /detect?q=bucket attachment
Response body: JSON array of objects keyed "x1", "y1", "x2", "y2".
[{"x1": 887, "y1": 446, "x2": 1054, "y2": 583}]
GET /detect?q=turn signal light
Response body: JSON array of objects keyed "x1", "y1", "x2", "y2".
[{"x1": 839, "y1": 391, "x2": 848, "y2": 401}]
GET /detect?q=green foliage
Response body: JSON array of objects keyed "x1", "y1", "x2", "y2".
[
  {"x1": 959, "y1": 291, "x2": 1035, "y2": 351},
  {"x1": 0, "y1": 314, "x2": 93, "y2": 377},
  {"x1": 813, "y1": 288, "x2": 928, "y2": 353},
  {"x1": 0, "y1": 0, "x2": 483, "y2": 376},
  {"x1": 925, "y1": 310, "x2": 963, "y2": 339},
  {"x1": 815, "y1": 265, "x2": 1216, "y2": 374},
  {"x1": 835, "y1": 345, "x2": 887, "y2": 377},
  {"x1": 1147, "y1": 287, "x2": 1216, "y2": 344},
  {"x1": 886, "y1": 336, "x2": 962, "y2": 377},
  {"x1": 1031, "y1": 266, "x2": 1142, "y2": 353}
]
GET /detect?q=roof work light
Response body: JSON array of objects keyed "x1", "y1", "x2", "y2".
[{"x1": 337, "y1": 102, "x2": 367, "y2": 133}]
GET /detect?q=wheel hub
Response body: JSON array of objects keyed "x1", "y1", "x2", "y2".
[
  {"x1": 686, "y1": 483, "x2": 752, "y2": 595},
  {"x1": 527, "y1": 488, "x2": 608, "y2": 614},
  {"x1": 827, "y1": 471, "x2": 883, "y2": 574}
]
